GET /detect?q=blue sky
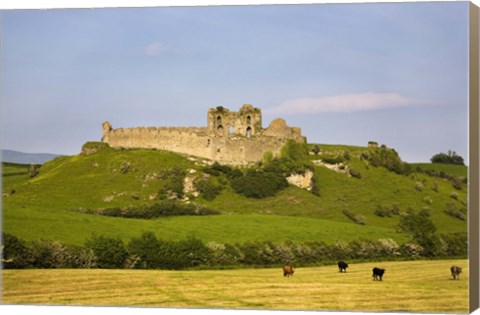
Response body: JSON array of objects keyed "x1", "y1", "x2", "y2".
[{"x1": 1, "y1": 2, "x2": 469, "y2": 162}]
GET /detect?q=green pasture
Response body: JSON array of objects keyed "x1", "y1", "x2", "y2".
[
  {"x1": 2, "y1": 259, "x2": 469, "y2": 313},
  {"x1": 411, "y1": 163, "x2": 468, "y2": 178},
  {"x1": 2, "y1": 206, "x2": 408, "y2": 246}
]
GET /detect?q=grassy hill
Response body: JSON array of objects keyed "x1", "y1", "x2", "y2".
[{"x1": 2, "y1": 143, "x2": 468, "y2": 247}]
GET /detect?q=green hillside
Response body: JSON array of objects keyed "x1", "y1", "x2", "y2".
[
  {"x1": 2, "y1": 143, "x2": 468, "y2": 247},
  {"x1": 410, "y1": 162, "x2": 468, "y2": 178}
]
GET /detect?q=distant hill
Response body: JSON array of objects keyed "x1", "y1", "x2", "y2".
[{"x1": 1, "y1": 149, "x2": 62, "y2": 165}]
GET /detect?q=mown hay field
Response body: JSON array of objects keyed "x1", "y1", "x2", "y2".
[{"x1": 2, "y1": 259, "x2": 468, "y2": 313}]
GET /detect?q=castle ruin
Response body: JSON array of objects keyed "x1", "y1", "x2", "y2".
[{"x1": 101, "y1": 104, "x2": 305, "y2": 165}]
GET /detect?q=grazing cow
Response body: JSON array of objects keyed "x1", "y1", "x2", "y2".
[
  {"x1": 451, "y1": 266, "x2": 462, "y2": 280},
  {"x1": 338, "y1": 261, "x2": 348, "y2": 273},
  {"x1": 283, "y1": 265, "x2": 295, "y2": 277},
  {"x1": 372, "y1": 267, "x2": 385, "y2": 281}
]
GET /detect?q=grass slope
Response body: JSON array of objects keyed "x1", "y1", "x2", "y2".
[
  {"x1": 2, "y1": 259, "x2": 468, "y2": 313},
  {"x1": 2, "y1": 144, "x2": 468, "y2": 246},
  {"x1": 411, "y1": 162, "x2": 468, "y2": 178},
  {"x1": 3, "y1": 206, "x2": 408, "y2": 245}
]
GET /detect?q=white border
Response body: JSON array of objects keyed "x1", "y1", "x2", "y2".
[{"x1": 1, "y1": 1, "x2": 478, "y2": 315}]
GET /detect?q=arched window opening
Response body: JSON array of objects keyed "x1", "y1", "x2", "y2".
[
  {"x1": 228, "y1": 125, "x2": 234, "y2": 134},
  {"x1": 217, "y1": 125, "x2": 224, "y2": 137},
  {"x1": 207, "y1": 139, "x2": 211, "y2": 147},
  {"x1": 246, "y1": 127, "x2": 252, "y2": 138},
  {"x1": 217, "y1": 116, "x2": 222, "y2": 125},
  {"x1": 246, "y1": 115, "x2": 251, "y2": 125}
]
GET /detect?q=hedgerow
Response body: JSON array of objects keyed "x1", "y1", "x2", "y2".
[
  {"x1": 79, "y1": 201, "x2": 220, "y2": 219},
  {"x1": 2, "y1": 232, "x2": 467, "y2": 270}
]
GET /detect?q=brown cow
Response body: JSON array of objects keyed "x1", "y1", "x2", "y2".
[
  {"x1": 283, "y1": 265, "x2": 295, "y2": 277},
  {"x1": 451, "y1": 266, "x2": 462, "y2": 280}
]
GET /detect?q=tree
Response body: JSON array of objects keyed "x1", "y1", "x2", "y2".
[
  {"x1": 430, "y1": 151, "x2": 464, "y2": 165},
  {"x1": 312, "y1": 145, "x2": 320, "y2": 155},
  {"x1": 128, "y1": 232, "x2": 161, "y2": 269},
  {"x1": 2, "y1": 233, "x2": 32, "y2": 268},
  {"x1": 397, "y1": 210, "x2": 440, "y2": 257},
  {"x1": 29, "y1": 163, "x2": 39, "y2": 178},
  {"x1": 85, "y1": 234, "x2": 128, "y2": 268}
]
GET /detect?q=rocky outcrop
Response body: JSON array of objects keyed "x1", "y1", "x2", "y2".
[
  {"x1": 183, "y1": 169, "x2": 199, "y2": 198},
  {"x1": 287, "y1": 169, "x2": 314, "y2": 191}
]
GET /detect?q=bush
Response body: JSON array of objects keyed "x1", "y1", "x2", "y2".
[
  {"x1": 278, "y1": 140, "x2": 314, "y2": 174},
  {"x1": 310, "y1": 176, "x2": 320, "y2": 196},
  {"x1": 175, "y1": 236, "x2": 213, "y2": 268},
  {"x1": 397, "y1": 210, "x2": 440, "y2": 257},
  {"x1": 204, "y1": 162, "x2": 236, "y2": 177},
  {"x1": 376, "y1": 238, "x2": 401, "y2": 257},
  {"x1": 444, "y1": 203, "x2": 467, "y2": 221},
  {"x1": 452, "y1": 178, "x2": 463, "y2": 190},
  {"x1": 237, "y1": 242, "x2": 265, "y2": 265},
  {"x1": 423, "y1": 196, "x2": 433, "y2": 205},
  {"x1": 440, "y1": 233, "x2": 468, "y2": 256},
  {"x1": 29, "y1": 240, "x2": 64, "y2": 268},
  {"x1": 374, "y1": 205, "x2": 395, "y2": 217},
  {"x1": 29, "y1": 164, "x2": 40, "y2": 178},
  {"x1": 195, "y1": 177, "x2": 224, "y2": 200},
  {"x1": 231, "y1": 169, "x2": 288, "y2": 198},
  {"x1": 84, "y1": 201, "x2": 220, "y2": 219},
  {"x1": 206, "y1": 242, "x2": 241, "y2": 266},
  {"x1": 349, "y1": 168, "x2": 362, "y2": 179},
  {"x1": 67, "y1": 245, "x2": 97, "y2": 268},
  {"x1": 363, "y1": 147, "x2": 411, "y2": 175},
  {"x1": 29, "y1": 240, "x2": 97, "y2": 268},
  {"x1": 159, "y1": 167, "x2": 186, "y2": 200},
  {"x1": 119, "y1": 161, "x2": 130, "y2": 174},
  {"x1": 342, "y1": 209, "x2": 366, "y2": 225},
  {"x1": 85, "y1": 235, "x2": 128, "y2": 268},
  {"x1": 320, "y1": 155, "x2": 344, "y2": 165},
  {"x1": 332, "y1": 240, "x2": 353, "y2": 259},
  {"x1": 399, "y1": 243, "x2": 424, "y2": 257},
  {"x1": 2, "y1": 233, "x2": 32, "y2": 268},
  {"x1": 312, "y1": 145, "x2": 320, "y2": 155},
  {"x1": 414, "y1": 182, "x2": 423, "y2": 191},
  {"x1": 128, "y1": 232, "x2": 162, "y2": 269},
  {"x1": 349, "y1": 239, "x2": 377, "y2": 259}
]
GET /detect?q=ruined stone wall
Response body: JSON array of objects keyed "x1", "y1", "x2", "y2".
[
  {"x1": 101, "y1": 105, "x2": 306, "y2": 165},
  {"x1": 104, "y1": 126, "x2": 213, "y2": 160},
  {"x1": 210, "y1": 135, "x2": 294, "y2": 165}
]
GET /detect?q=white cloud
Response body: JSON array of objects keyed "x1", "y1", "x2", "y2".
[
  {"x1": 265, "y1": 92, "x2": 440, "y2": 115},
  {"x1": 145, "y1": 42, "x2": 169, "y2": 56}
]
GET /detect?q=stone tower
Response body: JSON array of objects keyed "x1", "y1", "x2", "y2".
[{"x1": 207, "y1": 104, "x2": 262, "y2": 138}]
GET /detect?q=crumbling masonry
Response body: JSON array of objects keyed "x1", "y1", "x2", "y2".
[{"x1": 101, "y1": 104, "x2": 305, "y2": 165}]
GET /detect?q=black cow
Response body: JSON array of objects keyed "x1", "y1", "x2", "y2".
[
  {"x1": 451, "y1": 266, "x2": 462, "y2": 280},
  {"x1": 283, "y1": 265, "x2": 295, "y2": 277},
  {"x1": 338, "y1": 261, "x2": 348, "y2": 273},
  {"x1": 372, "y1": 267, "x2": 385, "y2": 281}
]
